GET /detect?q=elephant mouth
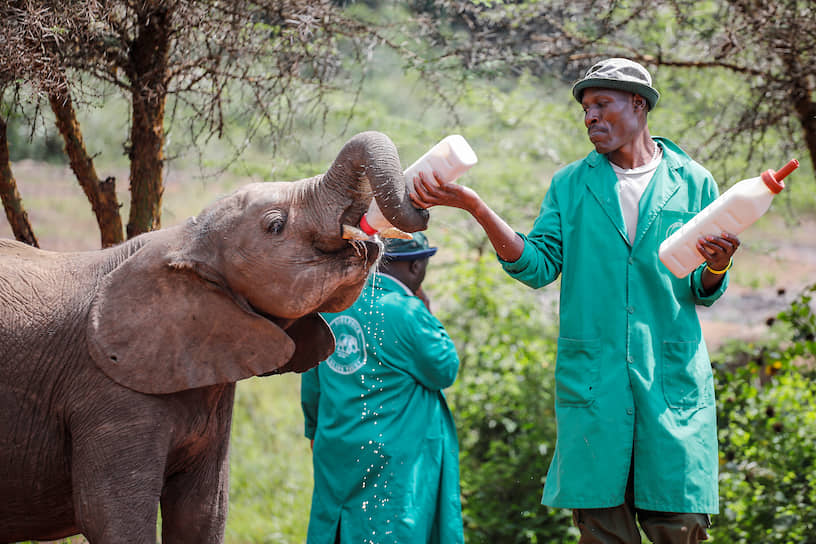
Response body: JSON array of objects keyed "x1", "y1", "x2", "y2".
[
  {"x1": 315, "y1": 221, "x2": 382, "y2": 263},
  {"x1": 267, "y1": 313, "x2": 295, "y2": 330},
  {"x1": 338, "y1": 202, "x2": 412, "y2": 242},
  {"x1": 342, "y1": 223, "x2": 412, "y2": 241},
  {"x1": 345, "y1": 238, "x2": 382, "y2": 267},
  {"x1": 330, "y1": 204, "x2": 386, "y2": 261}
]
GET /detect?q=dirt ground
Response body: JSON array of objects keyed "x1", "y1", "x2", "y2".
[{"x1": 697, "y1": 216, "x2": 816, "y2": 350}]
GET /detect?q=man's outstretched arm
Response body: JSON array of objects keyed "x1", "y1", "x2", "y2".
[{"x1": 410, "y1": 170, "x2": 525, "y2": 263}]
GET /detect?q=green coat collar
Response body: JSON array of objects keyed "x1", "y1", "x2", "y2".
[{"x1": 371, "y1": 272, "x2": 414, "y2": 297}]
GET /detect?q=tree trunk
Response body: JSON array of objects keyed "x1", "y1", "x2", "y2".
[
  {"x1": 125, "y1": 4, "x2": 171, "y2": 239},
  {"x1": 791, "y1": 87, "x2": 816, "y2": 176},
  {"x1": 0, "y1": 113, "x2": 38, "y2": 247},
  {"x1": 49, "y1": 88, "x2": 124, "y2": 248}
]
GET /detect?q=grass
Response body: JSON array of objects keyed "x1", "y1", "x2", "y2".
[{"x1": 226, "y1": 376, "x2": 313, "y2": 543}]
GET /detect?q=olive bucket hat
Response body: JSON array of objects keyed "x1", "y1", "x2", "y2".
[
  {"x1": 383, "y1": 231, "x2": 438, "y2": 261},
  {"x1": 572, "y1": 58, "x2": 660, "y2": 110}
]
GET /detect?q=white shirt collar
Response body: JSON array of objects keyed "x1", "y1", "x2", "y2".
[{"x1": 610, "y1": 143, "x2": 663, "y2": 174}]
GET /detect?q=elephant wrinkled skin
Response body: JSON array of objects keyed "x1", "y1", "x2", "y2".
[{"x1": 0, "y1": 131, "x2": 427, "y2": 543}]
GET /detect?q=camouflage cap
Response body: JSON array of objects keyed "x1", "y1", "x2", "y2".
[{"x1": 572, "y1": 58, "x2": 660, "y2": 110}]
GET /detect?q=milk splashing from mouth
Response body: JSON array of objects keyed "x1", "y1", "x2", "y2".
[
  {"x1": 350, "y1": 239, "x2": 367, "y2": 257},
  {"x1": 354, "y1": 271, "x2": 395, "y2": 540}
]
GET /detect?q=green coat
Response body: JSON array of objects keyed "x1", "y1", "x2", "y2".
[
  {"x1": 301, "y1": 273, "x2": 463, "y2": 544},
  {"x1": 500, "y1": 138, "x2": 728, "y2": 513}
]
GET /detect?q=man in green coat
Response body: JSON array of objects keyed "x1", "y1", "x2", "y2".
[
  {"x1": 301, "y1": 232, "x2": 464, "y2": 544},
  {"x1": 410, "y1": 58, "x2": 740, "y2": 543}
]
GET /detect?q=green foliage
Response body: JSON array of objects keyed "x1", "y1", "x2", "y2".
[
  {"x1": 650, "y1": 63, "x2": 816, "y2": 218},
  {"x1": 712, "y1": 283, "x2": 816, "y2": 543},
  {"x1": 435, "y1": 255, "x2": 576, "y2": 543},
  {"x1": 777, "y1": 284, "x2": 816, "y2": 345},
  {"x1": 3, "y1": 100, "x2": 65, "y2": 164}
]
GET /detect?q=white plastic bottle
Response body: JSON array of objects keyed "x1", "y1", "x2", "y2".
[
  {"x1": 659, "y1": 159, "x2": 799, "y2": 278},
  {"x1": 360, "y1": 134, "x2": 478, "y2": 236}
]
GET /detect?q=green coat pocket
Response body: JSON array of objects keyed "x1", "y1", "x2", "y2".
[
  {"x1": 661, "y1": 340, "x2": 712, "y2": 409},
  {"x1": 555, "y1": 337, "x2": 600, "y2": 407}
]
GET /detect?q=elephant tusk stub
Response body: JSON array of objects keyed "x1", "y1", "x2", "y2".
[
  {"x1": 378, "y1": 227, "x2": 412, "y2": 239},
  {"x1": 342, "y1": 224, "x2": 412, "y2": 241},
  {"x1": 342, "y1": 224, "x2": 370, "y2": 240}
]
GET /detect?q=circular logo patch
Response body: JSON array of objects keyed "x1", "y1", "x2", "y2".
[
  {"x1": 326, "y1": 315, "x2": 366, "y2": 375},
  {"x1": 665, "y1": 220, "x2": 685, "y2": 239}
]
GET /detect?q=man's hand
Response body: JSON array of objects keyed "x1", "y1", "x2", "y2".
[
  {"x1": 410, "y1": 170, "x2": 482, "y2": 213},
  {"x1": 410, "y1": 170, "x2": 526, "y2": 263},
  {"x1": 698, "y1": 232, "x2": 740, "y2": 291}
]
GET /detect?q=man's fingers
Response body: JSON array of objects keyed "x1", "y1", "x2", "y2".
[
  {"x1": 696, "y1": 241, "x2": 714, "y2": 259},
  {"x1": 412, "y1": 175, "x2": 427, "y2": 197},
  {"x1": 409, "y1": 193, "x2": 426, "y2": 208},
  {"x1": 713, "y1": 232, "x2": 741, "y2": 248},
  {"x1": 697, "y1": 239, "x2": 727, "y2": 259},
  {"x1": 721, "y1": 232, "x2": 741, "y2": 251},
  {"x1": 703, "y1": 236, "x2": 729, "y2": 252},
  {"x1": 703, "y1": 234, "x2": 739, "y2": 254},
  {"x1": 412, "y1": 172, "x2": 447, "y2": 208}
]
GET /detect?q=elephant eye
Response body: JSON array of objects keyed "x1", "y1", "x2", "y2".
[{"x1": 263, "y1": 210, "x2": 287, "y2": 235}]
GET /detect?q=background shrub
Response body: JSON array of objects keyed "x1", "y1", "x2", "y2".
[{"x1": 712, "y1": 283, "x2": 816, "y2": 543}]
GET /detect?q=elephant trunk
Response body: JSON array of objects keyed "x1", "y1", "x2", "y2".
[{"x1": 322, "y1": 131, "x2": 429, "y2": 234}]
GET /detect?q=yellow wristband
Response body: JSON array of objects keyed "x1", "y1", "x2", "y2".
[{"x1": 705, "y1": 258, "x2": 733, "y2": 275}]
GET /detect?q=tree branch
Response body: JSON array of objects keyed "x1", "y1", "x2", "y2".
[
  {"x1": 48, "y1": 85, "x2": 124, "y2": 247},
  {"x1": 0, "y1": 112, "x2": 39, "y2": 247}
]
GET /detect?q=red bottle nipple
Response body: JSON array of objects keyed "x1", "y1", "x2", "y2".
[
  {"x1": 359, "y1": 213, "x2": 378, "y2": 235},
  {"x1": 761, "y1": 158, "x2": 799, "y2": 194}
]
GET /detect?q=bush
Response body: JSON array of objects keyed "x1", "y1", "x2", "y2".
[
  {"x1": 438, "y1": 255, "x2": 576, "y2": 543},
  {"x1": 712, "y1": 283, "x2": 816, "y2": 543},
  {"x1": 440, "y1": 259, "x2": 816, "y2": 544}
]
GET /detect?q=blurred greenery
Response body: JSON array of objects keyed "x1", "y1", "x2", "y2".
[
  {"x1": 227, "y1": 376, "x2": 314, "y2": 542},
  {"x1": 7, "y1": 5, "x2": 816, "y2": 544},
  {"x1": 712, "y1": 285, "x2": 816, "y2": 544},
  {"x1": 435, "y1": 256, "x2": 576, "y2": 543}
]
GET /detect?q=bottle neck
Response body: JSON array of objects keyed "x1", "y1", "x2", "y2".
[{"x1": 761, "y1": 170, "x2": 785, "y2": 194}]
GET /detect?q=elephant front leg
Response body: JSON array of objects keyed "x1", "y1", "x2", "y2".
[
  {"x1": 71, "y1": 432, "x2": 167, "y2": 543},
  {"x1": 160, "y1": 443, "x2": 230, "y2": 543}
]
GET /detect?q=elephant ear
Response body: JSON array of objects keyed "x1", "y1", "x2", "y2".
[
  {"x1": 261, "y1": 313, "x2": 335, "y2": 376},
  {"x1": 87, "y1": 240, "x2": 296, "y2": 394}
]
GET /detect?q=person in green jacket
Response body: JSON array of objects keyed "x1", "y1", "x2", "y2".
[
  {"x1": 301, "y1": 232, "x2": 464, "y2": 544},
  {"x1": 410, "y1": 58, "x2": 740, "y2": 543}
]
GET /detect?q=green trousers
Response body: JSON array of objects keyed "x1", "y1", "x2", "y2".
[{"x1": 572, "y1": 465, "x2": 711, "y2": 544}]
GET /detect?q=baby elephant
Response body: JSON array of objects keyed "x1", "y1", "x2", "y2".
[{"x1": 0, "y1": 131, "x2": 427, "y2": 543}]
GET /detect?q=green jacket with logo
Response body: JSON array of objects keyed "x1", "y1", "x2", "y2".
[
  {"x1": 500, "y1": 137, "x2": 728, "y2": 513},
  {"x1": 301, "y1": 273, "x2": 463, "y2": 543}
]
